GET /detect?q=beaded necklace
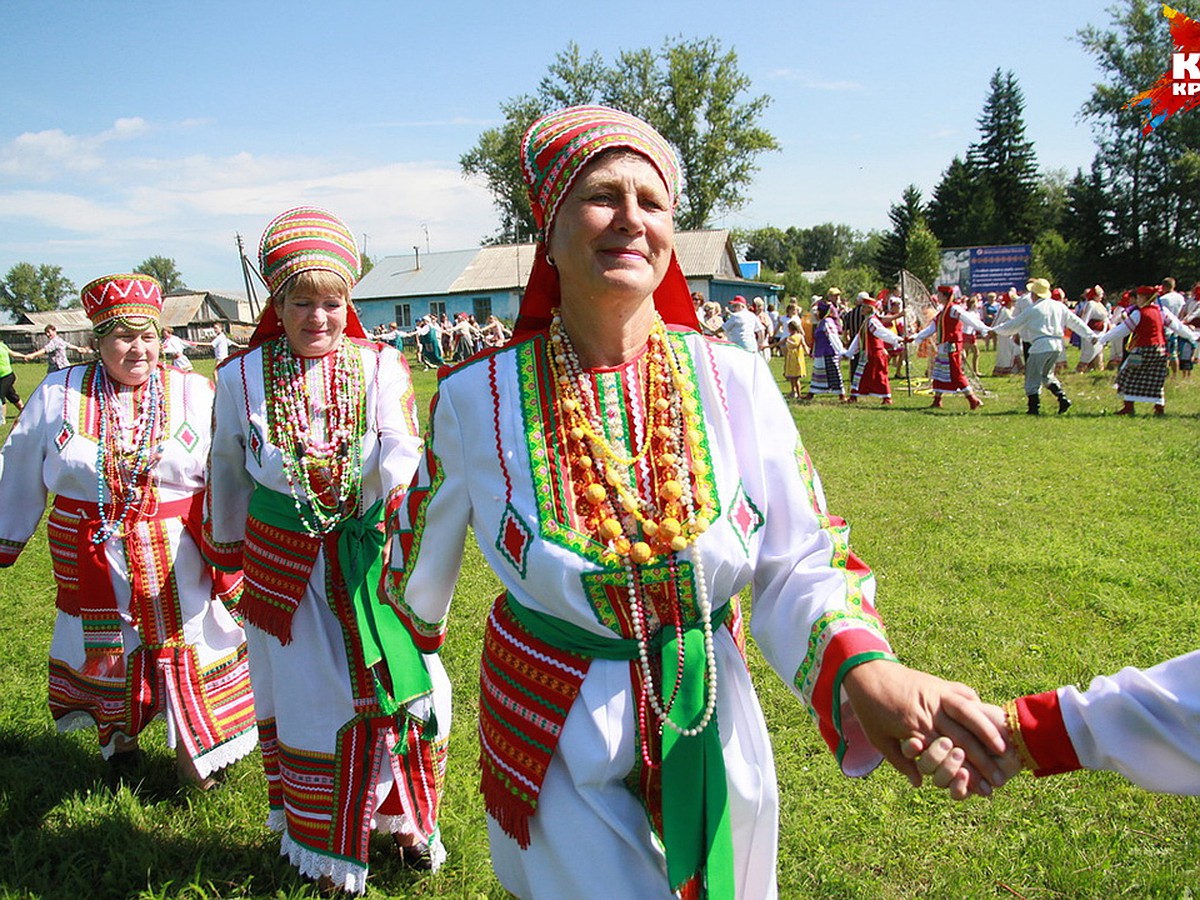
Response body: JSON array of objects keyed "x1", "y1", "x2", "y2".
[
  {"x1": 265, "y1": 337, "x2": 366, "y2": 535},
  {"x1": 92, "y1": 365, "x2": 164, "y2": 543},
  {"x1": 547, "y1": 310, "x2": 718, "y2": 742}
]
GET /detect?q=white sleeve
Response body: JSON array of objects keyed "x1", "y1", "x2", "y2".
[
  {"x1": 374, "y1": 347, "x2": 423, "y2": 515},
  {"x1": 385, "y1": 375, "x2": 472, "y2": 651},
  {"x1": 204, "y1": 356, "x2": 256, "y2": 555},
  {"x1": 868, "y1": 318, "x2": 902, "y2": 348},
  {"x1": 1163, "y1": 309, "x2": 1200, "y2": 342},
  {"x1": 1061, "y1": 650, "x2": 1200, "y2": 793},
  {"x1": 0, "y1": 376, "x2": 52, "y2": 561},
  {"x1": 1097, "y1": 312, "x2": 1134, "y2": 346},
  {"x1": 911, "y1": 319, "x2": 937, "y2": 342}
]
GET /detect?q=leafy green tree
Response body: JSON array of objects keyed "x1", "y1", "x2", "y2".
[
  {"x1": 875, "y1": 185, "x2": 926, "y2": 280},
  {"x1": 1076, "y1": 0, "x2": 1200, "y2": 284},
  {"x1": 739, "y1": 226, "x2": 791, "y2": 272},
  {"x1": 461, "y1": 37, "x2": 779, "y2": 241},
  {"x1": 134, "y1": 256, "x2": 185, "y2": 292},
  {"x1": 1, "y1": 262, "x2": 76, "y2": 315},
  {"x1": 904, "y1": 220, "x2": 941, "y2": 288},
  {"x1": 1031, "y1": 229, "x2": 1070, "y2": 289}
]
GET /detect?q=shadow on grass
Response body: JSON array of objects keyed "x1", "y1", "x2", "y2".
[{"x1": 0, "y1": 728, "x2": 467, "y2": 899}]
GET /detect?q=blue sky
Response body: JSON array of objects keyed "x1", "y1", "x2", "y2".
[{"x1": 0, "y1": 0, "x2": 1143, "y2": 294}]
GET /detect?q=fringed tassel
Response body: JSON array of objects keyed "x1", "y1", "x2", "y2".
[{"x1": 480, "y1": 756, "x2": 534, "y2": 849}]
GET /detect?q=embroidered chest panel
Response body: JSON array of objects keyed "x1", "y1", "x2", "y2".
[{"x1": 512, "y1": 334, "x2": 720, "y2": 569}]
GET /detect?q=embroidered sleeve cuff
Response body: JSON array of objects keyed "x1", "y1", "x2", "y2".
[
  {"x1": 1011, "y1": 690, "x2": 1082, "y2": 777},
  {"x1": 795, "y1": 625, "x2": 894, "y2": 771},
  {"x1": 385, "y1": 577, "x2": 447, "y2": 653}
]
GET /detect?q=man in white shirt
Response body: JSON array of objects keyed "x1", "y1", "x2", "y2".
[
  {"x1": 721, "y1": 296, "x2": 763, "y2": 353},
  {"x1": 992, "y1": 278, "x2": 1096, "y2": 415},
  {"x1": 1159, "y1": 277, "x2": 1186, "y2": 374}
]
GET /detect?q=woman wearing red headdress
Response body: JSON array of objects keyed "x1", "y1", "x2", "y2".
[
  {"x1": 204, "y1": 208, "x2": 450, "y2": 892},
  {"x1": 908, "y1": 285, "x2": 988, "y2": 409},
  {"x1": 1096, "y1": 284, "x2": 1200, "y2": 415},
  {"x1": 386, "y1": 106, "x2": 1013, "y2": 899},
  {"x1": 845, "y1": 293, "x2": 904, "y2": 404},
  {"x1": 0, "y1": 273, "x2": 256, "y2": 789}
]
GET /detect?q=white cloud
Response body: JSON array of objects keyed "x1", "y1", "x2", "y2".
[{"x1": 0, "y1": 124, "x2": 498, "y2": 289}]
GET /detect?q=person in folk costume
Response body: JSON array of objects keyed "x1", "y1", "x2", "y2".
[
  {"x1": 203, "y1": 208, "x2": 450, "y2": 893},
  {"x1": 991, "y1": 278, "x2": 1096, "y2": 415},
  {"x1": 0, "y1": 273, "x2": 256, "y2": 789},
  {"x1": 1177, "y1": 283, "x2": 1200, "y2": 378},
  {"x1": 845, "y1": 293, "x2": 904, "y2": 405},
  {"x1": 841, "y1": 291, "x2": 873, "y2": 378},
  {"x1": 908, "y1": 285, "x2": 989, "y2": 410},
  {"x1": 990, "y1": 291, "x2": 1024, "y2": 376},
  {"x1": 384, "y1": 105, "x2": 1013, "y2": 900},
  {"x1": 1047, "y1": 288, "x2": 1072, "y2": 374},
  {"x1": 1106, "y1": 291, "x2": 1133, "y2": 370},
  {"x1": 905, "y1": 650, "x2": 1200, "y2": 797},
  {"x1": 801, "y1": 298, "x2": 849, "y2": 401},
  {"x1": 885, "y1": 293, "x2": 907, "y2": 379},
  {"x1": 1073, "y1": 286, "x2": 1109, "y2": 373},
  {"x1": 1096, "y1": 284, "x2": 1200, "y2": 416}
]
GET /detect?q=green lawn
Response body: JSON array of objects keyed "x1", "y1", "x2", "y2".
[{"x1": 1, "y1": 350, "x2": 1198, "y2": 899}]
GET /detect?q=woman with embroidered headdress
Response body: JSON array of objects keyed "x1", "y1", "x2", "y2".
[
  {"x1": 0, "y1": 274, "x2": 255, "y2": 789},
  {"x1": 908, "y1": 285, "x2": 989, "y2": 410},
  {"x1": 845, "y1": 293, "x2": 904, "y2": 405},
  {"x1": 203, "y1": 208, "x2": 450, "y2": 893},
  {"x1": 386, "y1": 106, "x2": 1012, "y2": 899}
]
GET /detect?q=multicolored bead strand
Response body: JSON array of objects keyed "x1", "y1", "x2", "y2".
[
  {"x1": 93, "y1": 365, "x2": 164, "y2": 543},
  {"x1": 265, "y1": 337, "x2": 366, "y2": 535}
]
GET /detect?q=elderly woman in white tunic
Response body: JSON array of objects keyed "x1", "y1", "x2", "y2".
[
  {"x1": 0, "y1": 273, "x2": 256, "y2": 788},
  {"x1": 387, "y1": 106, "x2": 1013, "y2": 899}
]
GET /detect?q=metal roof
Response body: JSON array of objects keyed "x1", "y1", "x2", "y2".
[
  {"x1": 353, "y1": 230, "x2": 744, "y2": 300},
  {"x1": 353, "y1": 249, "x2": 480, "y2": 301}
]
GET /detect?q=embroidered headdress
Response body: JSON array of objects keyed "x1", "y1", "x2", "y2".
[
  {"x1": 251, "y1": 206, "x2": 367, "y2": 348},
  {"x1": 259, "y1": 206, "x2": 362, "y2": 296},
  {"x1": 81, "y1": 273, "x2": 163, "y2": 332},
  {"x1": 511, "y1": 105, "x2": 699, "y2": 341}
]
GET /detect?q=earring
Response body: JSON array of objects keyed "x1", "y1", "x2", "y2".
[{"x1": 546, "y1": 255, "x2": 556, "y2": 268}]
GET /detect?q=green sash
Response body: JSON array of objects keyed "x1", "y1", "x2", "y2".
[
  {"x1": 249, "y1": 486, "x2": 433, "y2": 715},
  {"x1": 508, "y1": 595, "x2": 735, "y2": 897}
]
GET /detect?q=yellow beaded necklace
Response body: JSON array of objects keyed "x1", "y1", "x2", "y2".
[{"x1": 547, "y1": 309, "x2": 715, "y2": 566}]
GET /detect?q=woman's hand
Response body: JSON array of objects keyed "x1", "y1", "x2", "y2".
[
  {"x1": 841, "y1": 659, "x2": 1018, "y2": 799},
  {"x1": 901, "y1": 703, "x2": 1021, "y2": 798}
]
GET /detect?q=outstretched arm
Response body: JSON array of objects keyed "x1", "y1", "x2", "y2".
[{"x1": 843, "y1": 659, "x2": 1016, "y2": 799}]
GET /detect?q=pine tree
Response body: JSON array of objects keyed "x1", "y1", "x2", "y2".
[
  {"x1": 966, "y1": 70, "x2": 1040, "y2": 243},
  {"x1": 875, "y1": 185, "x2": 925, "y2": 280},
  {"x1": 927, "y1": 156, "x2": 994, "y2": 248}
]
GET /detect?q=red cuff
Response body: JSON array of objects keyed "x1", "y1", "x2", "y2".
[{"x1": 1015, "y1": 690, "x2": 1083, "y2": 777}]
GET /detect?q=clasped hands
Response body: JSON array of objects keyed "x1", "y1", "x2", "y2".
[{"x1": 842, "y1": 659, "x2": 1021, "y2": 801}]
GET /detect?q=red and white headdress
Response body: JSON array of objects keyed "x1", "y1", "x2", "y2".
[
  {"x1": 510, "y1": 105, "x2": 699, "y2": 342},
  {"x1": 81, "y1": 273, "x2": 163, "y2": 331}
]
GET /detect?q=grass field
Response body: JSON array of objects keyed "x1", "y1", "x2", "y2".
[{"x1": 1, "y1": 349, "x2": 1198, "y2": 899}]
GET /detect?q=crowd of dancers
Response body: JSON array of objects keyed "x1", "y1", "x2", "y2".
[{"x1": 696, "y1": 277, "x2": 1200, "y2": 415}]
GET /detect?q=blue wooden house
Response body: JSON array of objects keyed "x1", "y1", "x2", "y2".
[{"x1": 351, "y1": 230, "x2": 780, "y2": 329}]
